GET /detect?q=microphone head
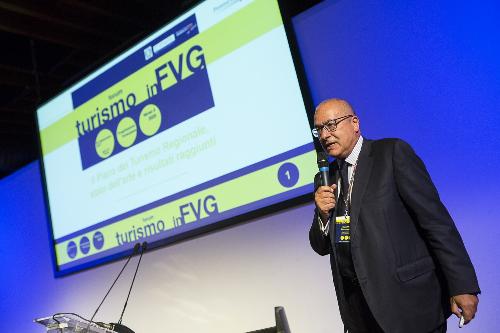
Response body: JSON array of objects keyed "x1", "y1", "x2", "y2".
[
  {"x1": 141, "y1": 241, "x2": 148, "y2": 251},
  {"x1": 133, "y1": 243, "x2": 141, "y2": 253},
  {"x1": 317, "y1": 151, "x2": 329, "y2": 168}
]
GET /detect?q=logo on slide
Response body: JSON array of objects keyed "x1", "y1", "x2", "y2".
[
  {"x1": 93, "y1": 231, "x2": 104, "y2": 250},
  {"x1": 79, "y1": 236, "x2": 91, "y2": 254},
  {"x1": 67, "y1": 241, "x2": 78, "y2": 259}
]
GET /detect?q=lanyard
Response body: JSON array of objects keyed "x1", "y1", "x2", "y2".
[{"x1": 339, "y1": 160, "x2": 358, "y2": 218}]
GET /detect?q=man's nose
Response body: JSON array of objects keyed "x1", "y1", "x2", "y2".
[{"x1": 320, "y1": 128, "x2": 331, "y2": 140}]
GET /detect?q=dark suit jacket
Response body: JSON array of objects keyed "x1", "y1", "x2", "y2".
[{"x1": 309, "y1": 138, "x2": 480, "y2": 333}]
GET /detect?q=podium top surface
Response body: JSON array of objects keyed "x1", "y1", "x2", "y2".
[{"x1": 34, "y1": 314, "x2": 117, "y2": 333}]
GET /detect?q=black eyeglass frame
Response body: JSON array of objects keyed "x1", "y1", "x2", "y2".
[{"x1": 311, "y1": 115, "x2": 354, "y2": 138}]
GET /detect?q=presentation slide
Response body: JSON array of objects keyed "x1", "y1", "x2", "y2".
[{"x1": 37, "y1": 0, "x2": 316, "y2": 275}]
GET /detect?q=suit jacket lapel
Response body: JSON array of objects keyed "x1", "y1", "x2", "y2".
[{"x1": 350, "y1": 139, "x2": 374, "y2": 240}]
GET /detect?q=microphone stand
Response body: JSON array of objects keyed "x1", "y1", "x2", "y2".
[
  {"x1": 85, "y1": 243, "x2": 140, "y2": 332},
  {"x1": 110, "y1": 242, "x2": 148, "y2": 333}
]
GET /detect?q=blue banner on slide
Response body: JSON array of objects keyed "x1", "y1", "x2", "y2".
[
  {"x1": 71, "y1": 14, "x2": 215, "y2": 170},
  {"x1": 78, "y1": 66, "x2": 214, "y2": 170}
]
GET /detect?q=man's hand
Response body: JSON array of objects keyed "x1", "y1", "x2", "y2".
[
  {"x1": 450, "y1": 294, "x2": 479, "y2": 325},
  {"x1": 315, "y1": 184, "x2": 337, "y2": 223}
]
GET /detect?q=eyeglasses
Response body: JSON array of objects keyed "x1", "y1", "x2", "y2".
[{"x1": 311, "y1": 115, "x2": 354, "y2": 138}]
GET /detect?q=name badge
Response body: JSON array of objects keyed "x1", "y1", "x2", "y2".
[{"x1": 335, "y1": 215, "x2": 351, "y2": 243}]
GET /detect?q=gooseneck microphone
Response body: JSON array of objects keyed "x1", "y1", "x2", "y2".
[
  {"x1": 110, "y1": 242, "x2": 148, "y2": 333},
  {"x1": 317, "y1": 151, "x2": 331, "y2": 186},
  {"x1": 86, "y1": 243, "x2": 140, "y2": 332}
]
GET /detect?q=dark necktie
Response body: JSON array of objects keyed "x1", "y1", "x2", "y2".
[
  {"x1": 337, "y1": 160, "x2": 350, "y2": 216},
  {"x1": 336, "y1": 159, "x2": 356, "y2": 279}
]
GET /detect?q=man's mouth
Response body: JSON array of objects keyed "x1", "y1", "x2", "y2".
[{"x1": 325, "y1": 141, "x2": 337, "y2": 150}]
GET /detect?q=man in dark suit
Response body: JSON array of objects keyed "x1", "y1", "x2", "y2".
[{"x1": 309, "y1": 99, "x2": 479, "y2": 333}]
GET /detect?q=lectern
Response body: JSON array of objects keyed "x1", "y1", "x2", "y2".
[{"x1": 34, "y1": 313, "x2": 116, "y2": 333}]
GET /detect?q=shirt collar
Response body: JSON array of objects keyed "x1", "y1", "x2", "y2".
[{"x1": 339, "y1": 136, "x2": 363, "y2": 166}]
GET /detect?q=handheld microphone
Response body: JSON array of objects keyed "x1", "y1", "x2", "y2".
[
  {"x1": 86, "y1": 243, "x2": 140, "y2": 332},
  {"x1": 110, "y1": 242, "x2": 148, "y2": 333},
  {"x1": 317, "y1": 152, "x2": 331, "y2": 186}
]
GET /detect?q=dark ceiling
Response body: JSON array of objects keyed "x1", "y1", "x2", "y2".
[{"x1": 0, "y1": 0, "x2": 198, "y2": 178}]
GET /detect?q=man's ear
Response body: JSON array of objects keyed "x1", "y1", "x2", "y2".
[{"x1": 352, "y1": 116, "x2": 360, "y2": 133}]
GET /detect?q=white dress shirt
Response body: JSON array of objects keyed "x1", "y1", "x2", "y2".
[{"x1": 318, "y1": 136, "x2": 364, "y2": 235}]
